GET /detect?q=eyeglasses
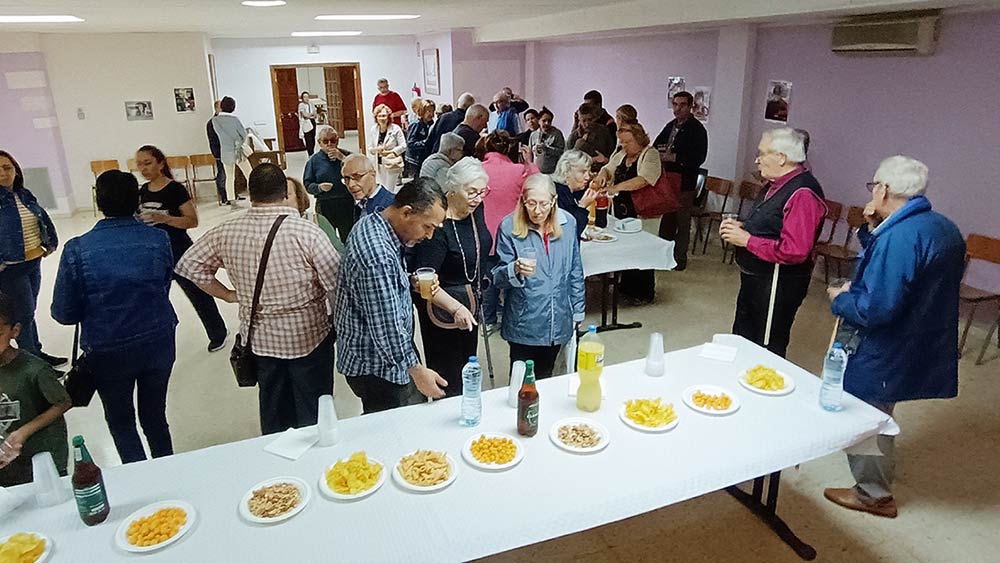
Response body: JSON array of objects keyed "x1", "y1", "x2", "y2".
[
  {"x1": 523, "y1": 198, "x2": 554, "y2": 212},
  {"x1": 318, "y1": 138, "x2": 339, "y2": 146},
  {"x1": 466, "y1": 186, "x2": 491, "y2": 199},
  {"x1": 345, "y1": 170, "x2": 373, "y2": 184},
  {"x1": 865, "y1": 181, "x2": 881, "y2": 192}
]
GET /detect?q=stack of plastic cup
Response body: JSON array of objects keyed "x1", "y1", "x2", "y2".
[
  {"x1": 507, "y1": 361, "x2": 526, "y2": 407},
  {"x1": 31, "y1": 451, "x2": 69, "y2": 507},
  {"x1": 317, "y1": 395, "x2": 339, "y2": 447},
  {"x1": 645, "y1": 333, "x2": 665, "y2": 377}
]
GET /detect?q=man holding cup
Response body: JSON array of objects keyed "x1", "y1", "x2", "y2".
[{"x1": 304, "y1": 126, "x2": 355, "y2": 243}]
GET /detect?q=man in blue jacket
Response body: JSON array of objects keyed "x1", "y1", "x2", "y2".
[{"x1": 824, "y1": 155, "x2": 965, "y2": 518}]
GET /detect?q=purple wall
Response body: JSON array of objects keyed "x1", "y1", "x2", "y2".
[{"x1": 749, "y1": 12, "x2": 1000, "y2": 290}]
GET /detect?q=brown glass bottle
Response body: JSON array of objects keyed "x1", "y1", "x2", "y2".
[
  {"x1": 71, "y1": 435, "x2": 110, "y2": 526},
  {"x1": 517, "y1": 360, "x2": 539, "y2": 437}
]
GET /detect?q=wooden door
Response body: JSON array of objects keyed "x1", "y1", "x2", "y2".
[
  {"x1": 323, "y1": 67, "x2": 344, "y2": 134},
  {"x1": 273, "y1": 68, "x2": 304, "y2": 152},
  {"x1": 339, "y1": 66, "x2": 359, "y2": 131}
]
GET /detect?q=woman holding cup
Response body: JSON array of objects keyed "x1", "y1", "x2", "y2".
[{"x1": 493, "y1": 174, "x2": 585, "y2": 378}]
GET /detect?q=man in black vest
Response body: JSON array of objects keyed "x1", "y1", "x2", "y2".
[
  {"x1": 720, "y1": 128, "x2": 826, "y2": 358},
  {"x1": 654, "y1": 91, "x2": 708, "y2": 270}
]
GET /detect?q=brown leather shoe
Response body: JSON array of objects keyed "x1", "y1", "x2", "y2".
[{"x1": 824, "y1": 487, "x2": 898, "y2": 518}]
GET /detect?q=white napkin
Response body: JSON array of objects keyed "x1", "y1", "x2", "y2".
[
  {"x1": 0, "y1": 486, "x2": 28, "y2": 519},
  {"x1": 263, "y1": 427, "x2": 319, "y2": 461},
  {"x1": 567, "y1": 374, "x2": 608, "y2": 398},
  {"x1": 699, "y1": 343, "x2": 739, "y2": 363}
]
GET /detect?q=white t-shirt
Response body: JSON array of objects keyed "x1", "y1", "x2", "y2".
[{"x1": 298, "y1": 101, "x2": 315, "y2": 137}]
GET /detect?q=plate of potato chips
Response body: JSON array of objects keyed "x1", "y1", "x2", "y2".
[
  {"x1": 738, "y1": 365, "x2": 795, "y2": 396},
  {"x1": 320, "y1": 451, "x2": 386, "y2": 501},
  {"x1": 393, "y1": 450, "x2": 457, "y2": 492},
  {"x1": 620, "y1": 398, "x2": 679, "y2": 432},
  {"x1": 239, "y1": 476, "x2": 310, "y2": 524},
  {"x1": 0, "y1": 531, "x2": 51, "y2": 563},
  {"x1": 461, "y1": 433, "x2": 524, "y2": 471},
  {"x1": 682, "y1": 385, "x2": 741, "y2": 416},
  {"x1": 115, "y1": 500, "x2": 196, "y2": 553}
]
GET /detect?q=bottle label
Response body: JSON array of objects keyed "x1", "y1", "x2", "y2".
[
  {"x1": 525, "y1": 402, "x2": 539, "y2": 427},
  {"x1": 74, "y1": 480, "x2": 108, "y2": 517}
]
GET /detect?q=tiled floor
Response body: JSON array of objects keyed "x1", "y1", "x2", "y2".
[{"x1": 30, "y1": 162, "x2": 1000, "y2": 562}]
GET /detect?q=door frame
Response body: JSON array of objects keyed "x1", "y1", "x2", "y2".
[{"x1": 268, "y1": 62, "x2": 366, "y2": 154}]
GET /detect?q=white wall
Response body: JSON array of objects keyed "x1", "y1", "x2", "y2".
[
  {"x1": 451, "y1": 29, "x2": 525, "y2": 106},
  {"x1": 211, "y1": 37, "x2": 419, "y2": 142},
  {"x1": 41, "y1": 32, "x2": 215, "y2": 210}
]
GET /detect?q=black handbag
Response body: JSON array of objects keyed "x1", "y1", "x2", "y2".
[
  {"x1": 229, "y1": 214, "x2": 286, "y2": 387},
  {"x1": 62, "y1": 325, "x2": 96, "y2": 407}
]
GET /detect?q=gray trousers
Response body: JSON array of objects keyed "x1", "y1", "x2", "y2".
[{"x1": 848, "y1": 401, "x2": 896, "y2": 502}]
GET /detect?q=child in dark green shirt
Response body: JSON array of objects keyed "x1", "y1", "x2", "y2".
[{"x1": 0, "y1": 294, "x2": 71, "y2": 486}]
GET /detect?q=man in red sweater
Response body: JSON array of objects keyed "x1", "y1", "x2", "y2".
[{"x1": 373, "y1": 78, "x2": 407, "y2": 128}]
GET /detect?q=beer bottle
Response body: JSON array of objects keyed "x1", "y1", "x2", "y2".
[
  {"x1": 517, "y1": 360, "x2": 539, "y2": 437},
  {"x1": 71, "y1": 435, "x2": 110, "y2": 526}
]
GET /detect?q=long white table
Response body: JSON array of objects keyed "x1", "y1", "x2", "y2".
[{"x1": 2, "y1": 338, "x2": 892, "y2": 562}]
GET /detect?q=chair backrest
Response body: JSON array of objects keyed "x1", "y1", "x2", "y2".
[
  {"x1": 739, "y1": 181, "x2": 763, "y2": 200},
  {"x1": 840, "y1": 206, "x2": 867, "y2": 248},
  {"x1": 967, "y1": 234, "x2": 1000, "y2": 266},
  {"x1": 248, "y1": 151, "x2": 282, "y2": 169},
  {"x1": 189, "y1": 154, "x2": 215, "y2": 167},
  {"x1": 704, "y1": 176, "x2": 733, "y2": 197},
  {"x1": 126, "y1": 158, "x2": 139, "y2": 172},
  {"x1": 90, "y1": 159, "x2": 120, "y2": 177},
  {"x1": 817, "y1": 199, "x2": 843, "y2": 245},
  {"x1": 166, "y1": 156, "x2": 191, "y2": 178}
]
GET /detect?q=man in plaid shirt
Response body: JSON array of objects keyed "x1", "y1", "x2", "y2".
[
  {"x1": 177, "y1": 164, "x2": 340, "y2": 434},
  {"x1": 335, "y1": 177, "x2": 448, "y2": 413}
]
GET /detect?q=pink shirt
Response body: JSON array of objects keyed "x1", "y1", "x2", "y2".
[
  {"x1": 746, "y1": 167, "x2": 827, "y2": 265},
  {"x1": 481, "y1": 152, "x2": 539, "y2": 252}
]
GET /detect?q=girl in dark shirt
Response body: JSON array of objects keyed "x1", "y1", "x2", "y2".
[{"x1": 136, "y1": 145, "x2": 228, "y2": 351}]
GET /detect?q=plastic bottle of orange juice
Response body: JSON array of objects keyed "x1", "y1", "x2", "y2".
[{"x1": 576, "y1": 325, "x2": 604, "y2": 412}]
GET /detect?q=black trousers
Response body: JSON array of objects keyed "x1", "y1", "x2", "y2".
[
  {"x1": 416, "y1": 299, "x2": 479, "y2": 398},
  {"x1": 304, "y1": 127, "x2": 316, "y2": 156},
  {"x1": 256, "y1": 331, "x2": 334, "y2": 435},
  {"x1": 173, "y1": 273, "x2": 227, "y2": 343},
  {"x1": 657, "y1": 190, "x2": 696, "y2": 268},
  {"x1": 316, "y1": 198, "x2": 355, "y2": 244},
  {"x1": 508, "y1": 342, "x2": 561, "y2": 380},
  {"x1": 732, "y1": 271, "x2": 811, "y2": 358},
  {"x1": 346, "y1": 375, "x2": 422, "y2": 414}
]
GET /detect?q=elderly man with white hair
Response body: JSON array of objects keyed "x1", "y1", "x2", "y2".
[
  {"x1": 304, "y1": 125, "x2": 354, "y2": 242},
  {"x1": 822, "y1": 156, "x2": 964, "y2": 518},
  {"x1": 341, "y1": 153, "x2": 395, "y2": 223},
  {"x1": 428, "y1": 92, "x2": 476, "y2": 153},
  {"x1": 720, "y1": 127, "x2": 826, "y2": 357},
  {"x1": 420, "y1": 132, "x2": 465, "y2": 189}
]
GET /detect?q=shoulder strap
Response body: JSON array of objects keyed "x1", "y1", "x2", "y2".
[{"x1": 244, "y1": 214, "x2": 288, "y2": 352}]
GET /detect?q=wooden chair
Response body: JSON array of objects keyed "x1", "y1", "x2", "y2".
[
  {"x1": 89, "y1": 159, "x2": 121, "y2": 216},
  {"x1": 694, "y1": 177, "x2": 733, "y2": 255},
  {"x1": 959, "y1": 234, "x2": 1000, "y2": 365},
  {"x1": 721, "y1": 181, "x2": 764, "y2": 264},
  {"x1": 166, "y1": 156, "x2": 193, "y2": 196},
  {"x1": 189, "y1": 154, "x2": 221, "y2": 203},
  {"x1": 813, "y1": 206, "x2": 866, "y2": 283},
  {"x1": 247, "y1": 151, "x2": 283, "y2": 169}
]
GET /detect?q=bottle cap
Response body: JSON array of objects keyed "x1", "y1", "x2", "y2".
[
  {"x1": 72, "y1": 436, "x2": 84, "y2": 447},
  {"x1": 588, "y1": 324, "x2": 597, "y2": 333},
  {"x1": 469, "y1": 356, "x2": 478, "y2": 362},
  {"x1": 832, "y1": 343, "x2": 844, "y2": 349}
]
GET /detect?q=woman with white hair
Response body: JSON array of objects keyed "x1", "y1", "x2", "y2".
[
  {"x1": 367, "y1": 103, "x2": 407, "y2": 191},
  {"x1": 552, "y1": 150, "x2": 600, "y2": 240},
  {"x1": 409, "y1": 157, "x2": 492, "y2": 397},
  {"x1": 493, "y1": 174, "x2": 585, "y2": 378},
  {"x1": 720, "y1": 127, "x2": 827, "y2": 358},
  {"x1": 822, "y1": 155, "x2": 964, "y2": 519}
]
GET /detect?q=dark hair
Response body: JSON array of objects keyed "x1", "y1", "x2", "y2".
[
  {"x1": 523, "y1": 108, "x2": 539, "y2": 119},
  {"x1": 220, "y1": 96, "x2": 236, "y2": 113},
  {"x1": 96, "y1": 170, "x2": 140, "y2": 217},
  {"x1": 438, "y1": 104, "x2": 453, "y2": 113},
  {"x1": 248, "y1": 163, "x2": 287, "y2": 203},
  {"x1": 795, "y1": 128, "x2": 811, "y2": 156},
  {"x1": 300, "y1": 91, "x2": 309, "y2": 97},
  {"x1": 0, "y1": 150, "x2": 25, "y2": 191},
  {"x1": 137, "y1": 145, "x2": 174, "y2": 180},
  {"x1": 538, "y1": 106, "x2": 554, "y2": 120},
  {"x1": 0, "y1": 293, "x2": 18, "y2": 327},
  {"x1": 583, "y1": 90, "x2": 603, "y2": 105},
  {"x1": 477, "y1": 130, "x2": 515, "y2": 160},
  {"x1": 672, "y1": 91, "x2": 694, "y2": 105},
  {"x1": 393, "y1": 177, "x2": 447, "y2": 215},
  {"x1": 577, "y1": 102, "x2": 598, "y2": 117}
]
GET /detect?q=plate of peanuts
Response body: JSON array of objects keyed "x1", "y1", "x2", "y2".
[
  {"x1": 238, "y1": 477, "x2": 311, "y2": 524},
  {"x1": 461, "y1": 433, "x2": 524, "y2": 471},
  {"x1": 115, "y1": 500, "x2": 196, "y2": 553},
  {"x1": 682, "y1": 385, "x2": 741, "y2": 416}
]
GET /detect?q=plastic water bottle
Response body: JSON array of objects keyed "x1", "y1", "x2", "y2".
[
  {"x1": 460, "y1": 356, "x2": 482, "y2": 426},
  {"x1": 576, "y1": 325, "x2": 605, "y2": 412},
  {"x1": 819, "y1": 343, "x2": 848, "y2": 412}
]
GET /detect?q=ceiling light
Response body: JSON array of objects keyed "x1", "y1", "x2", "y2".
[
  {"x1": 314, "y1": 14, "x2": 420, "y2": 21},
  {"x1": 241, "y1": 1, "x2": 287, "y2": 6},
  {"x1": 0, "y1": 15, "x2": 84, "y2": 23},
  {"x1": 291, "y1": 31, "x2": 363, "y2": 37}
]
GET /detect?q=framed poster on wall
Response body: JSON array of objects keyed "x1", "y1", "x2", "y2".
[{"x1": 422, "y1": 48, "x2": 440, "y2": 96}]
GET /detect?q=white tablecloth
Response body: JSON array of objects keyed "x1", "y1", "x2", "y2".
[
  {"x1": 580, "y1": 218, "x2": 676, "y2": 277},
  {"x1": 1, "y1": 338, "x2": 893, "y2": 562}
]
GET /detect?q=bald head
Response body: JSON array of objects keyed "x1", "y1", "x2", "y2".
[{"x1": 464, "y1": 104, "x2": 489, "y2": 132}]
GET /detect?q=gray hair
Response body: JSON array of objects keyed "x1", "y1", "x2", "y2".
[
  {"x1": 551, "y1": 150, "x2": 593, "y2": 184},
  {"x1": 465, "y1": 104, "x2": 489, "y2": 121},
  {"x1": 377, "y1": 78, "x2": 388, "y2": 85},
  {"x1": 456, "y1": 92, "x2": 475, "y2": 109},
  {"x1": 762, "y1": 128, "x2": 807, "y2": 164},
  {"x1": 874, "y1": 155, "x2": 929, "y2": 198},
  {"x1": 316, "y1": 125, "x2": 339, "y2": 140},
  {"x1": 445, "y1": 157, "x2": 489, "y2": 193},
  {"x1": 342, "y1": 153, "x2": 373, "y2": 172},
  {"x1": 439, "y1": 132, "x2": 464, "y2": 154}
]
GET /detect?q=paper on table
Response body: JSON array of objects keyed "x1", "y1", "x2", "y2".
[
  {"x1": 699, "y1": 342, "x2": 739, "y2": 363},
  {"x1": 567, "y1": 374, "x2": 607, "y2": 398},
  {"x1": 0, "y1": 486, "x2": 27, "y2": 519},
  {"x1": 263, "y1": 427, "x2": 318, "y2": 460}
]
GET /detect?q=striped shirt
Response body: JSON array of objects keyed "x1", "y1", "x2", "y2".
[
  {"x1": 15, "y1": 195, "x2": 44, "y2": 261},
  {"x1": 176, "y1": 206, "x2": 340, "y2": 358},
  {"x1": 334, "y1": 212, "x2": 420, "y2": 384}
]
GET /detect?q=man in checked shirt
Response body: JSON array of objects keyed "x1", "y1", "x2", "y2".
[
  {"x1": 177, "y1": 164, "x2": 340, "y2": 434},
  {"x1": 335, "y1": 177, "x2": 449, "y2": 414}
]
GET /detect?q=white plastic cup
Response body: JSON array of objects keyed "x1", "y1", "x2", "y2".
[
  {"x1": 316, "y1": 395, "x2": 339, "y2": 447},
  {"x1": 508, "y1": 361, "x2": 526, "y2": 407},
  {"x1": 645, "y1": 332, "x2": 665, "y2": 377},
  {"x1": 519, "y1": 248, "x2": 538, "y2": 277},
  {"x1": 415, "y1": 267, "x2": 436, "y2": 300},
  {"x1": 31, "y1": 451, "x2": 69, "y2": 507}
]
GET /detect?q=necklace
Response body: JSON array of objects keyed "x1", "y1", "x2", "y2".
[{"x1": 451, "y1": 213, "x2": 481, "y2": 284}]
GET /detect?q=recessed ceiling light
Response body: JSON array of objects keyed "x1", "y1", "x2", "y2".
[
  {"x1": 241, "y1": 1, "x2": 287, "y2": 7},
  {"x1": 314, "y1": 14, "x2": 420, "y2": 21},
  {"x1": 291, "y1": 31, "x2": 363, "y2": 37},
  {"x1": 0, "y1": 15, "x2": 84, "y2": 23}
]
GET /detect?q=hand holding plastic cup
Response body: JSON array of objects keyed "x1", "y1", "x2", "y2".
[
  {"x1": 721, "y1": 212, "x2": 739, "y2": 225},
  {"x1": 518, "y1": 248, "x2": 538, "y2": 277},
  {"x1": 319, "y1": 182, "x2": 334, "y2": 192},
  {"x1": 415, "y1": 267, "x2": 436, "y2": 300}
]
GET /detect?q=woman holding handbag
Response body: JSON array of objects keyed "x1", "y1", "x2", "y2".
[
  {"x1": 367, "y1": 104, "x2": 407, "y2": 192},
  {"x1": 409, "y1": 157, "x2": 491, "y2": 397}
]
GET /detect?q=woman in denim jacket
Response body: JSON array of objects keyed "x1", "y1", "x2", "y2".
[{"x1": 0, "y1": 150, "x2": 64, "y2": 367}]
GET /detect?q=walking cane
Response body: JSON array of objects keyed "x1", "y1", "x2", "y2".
[
  {"x1": 763, "y1": 263, "x2": 780, "y2": 347},
  {"x1": 477, "y1": 294, "x2": 495, "y2": 385}
]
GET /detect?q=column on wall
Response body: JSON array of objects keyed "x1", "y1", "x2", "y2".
[{"x1": 708, "y1": 24, "x2": 757, "y2": 184}]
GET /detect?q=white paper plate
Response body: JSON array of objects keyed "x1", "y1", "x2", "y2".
[
  {"x1": 682, "y1": 385, "x2": 741, "y2": 416},
  {"x1": 115, "y1": 500, "x2": 197, "y2": 553},
  {"x1": 589, "y1": 233, "x2": 618, "y2": 243},
  {"x1": 738, "y1": 368, "x2": 796, "y2": 396},
  {"x1": 318, "y1": 456, "x2": 387, "y2": 501},
  {"x1": 238, "y1": 477, "x2": 311, "y2": 524},
  {"x1": 549, "y1": 417, "x2": 610, "y2": 454},
  {"x1": 392, "y1": 451, "x2": 458, "y2": 492},
  {"x1": 619, "y1": 401, "x2": 680, "y2": 433},
  {"x1": 0, "y1": 532, "x2": 52, "y2": 562},
  {"x1": 461, "y1": 433, "x2": 524, "y2": 471},
  {"x1": 613, "y1": 223, "x2": 642, "y2": 234}
]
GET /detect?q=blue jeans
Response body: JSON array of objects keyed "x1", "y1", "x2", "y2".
[
  {"x1": 89, "y1": 330, "x2": 176, "y2": 464},
  {"x1": 255, "y1": 331, "x2": 334, "y2": 435},
  {"x1": 0, "y1": 258, "x2": 42, "y2": 353},
  {"x1": 215, "y1": 159, "x2": 228, "y2": 203}
]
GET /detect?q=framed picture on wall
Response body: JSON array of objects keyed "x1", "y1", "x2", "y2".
[
  {"x1": 692, "y1": 86, "x2": 711, "y2": 122},
  {"x1": 125, "y1": 101, "x2": 154, "y2": 121},
  {"x1": 174, "y1": 87, "x2": 196, "y2": 112},
  {"x1": 667, "y1": 76, "x2": 686, "y2": 99},
  {"x1": 422, "y1": 48, "x2": 440, "y2": 96},
  {"x1": 764, "y1": 80, "x2": 792, "y2": 122}
]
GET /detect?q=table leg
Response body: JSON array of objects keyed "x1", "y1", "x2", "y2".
[
  {"x1": 595, "y1": 272, "x2": 643, "y2": 334},
  {"x1": 725, "y1": 471, "x2": 817, "y2": 561}
]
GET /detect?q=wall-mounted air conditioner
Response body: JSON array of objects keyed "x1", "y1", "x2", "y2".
[{"x1": 832, "y1": 10, "x2": 940, "y2": 55}]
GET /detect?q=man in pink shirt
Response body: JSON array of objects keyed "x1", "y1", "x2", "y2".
[
  {"x1": 720, "y1": 128, "x2": 826, "y2": 357},
  {"x1": 372, "y1": 78, "x2": 407, "y2": 128}
]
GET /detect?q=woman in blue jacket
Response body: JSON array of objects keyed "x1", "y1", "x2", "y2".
[
  {"x1": 824, "y1": 155, "x2": 965, "y2": 518},
  {"x1": 0, "y1": 150, "x2": 64, "y2": 367},
  {"x1": 493, "y1": 173, "x2": 585, "y2": 378}
]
